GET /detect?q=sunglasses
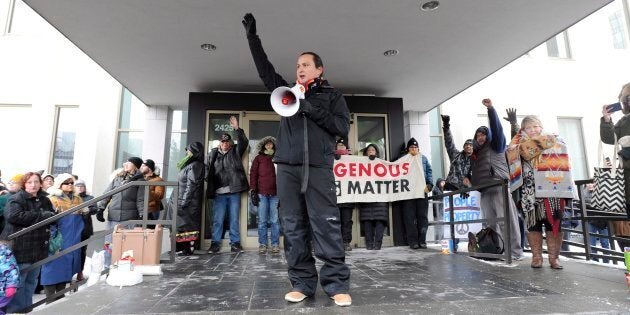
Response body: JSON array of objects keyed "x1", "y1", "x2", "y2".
[{"x1": 62, "y1": 182, "x2": 75, "y2": 186}]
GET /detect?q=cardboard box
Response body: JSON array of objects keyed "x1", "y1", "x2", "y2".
[{"x1": 112, "y1": 225, "x2": 163, "y2": 265}]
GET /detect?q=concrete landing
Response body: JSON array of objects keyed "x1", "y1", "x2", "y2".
[{"x1": 32, "y1": 246, "x2": 630, "y2": 314}]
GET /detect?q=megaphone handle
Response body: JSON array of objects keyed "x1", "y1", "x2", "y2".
[{"x1": 300, "y1": 114, "x2": 309, "y2": 194}]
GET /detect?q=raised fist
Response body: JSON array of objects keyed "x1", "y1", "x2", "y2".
[
  {"x1": 242, "y1": 13, "x2": 257, "y2": 36},
  {"x1": 482, "y1": 98, "x2": 493, "y2": 108}
]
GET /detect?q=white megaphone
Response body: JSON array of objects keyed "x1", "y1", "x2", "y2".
[{"x1": 270, "y1": 84, "x2": 305, "y2": 117}]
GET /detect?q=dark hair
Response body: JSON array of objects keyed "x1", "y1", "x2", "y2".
[
  {"x1": 300, "y1": 52, "x2": 324, "y2": 73},
  {"x1": 21, "y1": 172, "x2": 42, "y2": 188}
]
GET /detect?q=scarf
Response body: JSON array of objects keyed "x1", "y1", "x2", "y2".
[
  {"x1": 264, "y1": 149, "x2": 274, "y2": 156},
  {"x1": 176, "y1": 154, "x2": 193, "y2": 170},
  {"x1": 508, "y1": 131, "x2": 574, "y2": 233}
]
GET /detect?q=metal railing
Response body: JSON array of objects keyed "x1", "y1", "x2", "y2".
[
  {"x1": 429, "y1": 178, "x2": 514, "y2": 264},
  {"x1": 8, "y1": 180, "x2": 179, "y2": 311},
  {"x1": 559, "y1": 179, "x2": 629, "y2": 264}
]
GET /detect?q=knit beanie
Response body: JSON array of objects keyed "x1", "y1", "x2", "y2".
[
  {"x1": 128, "y1": 157, "x2": 143, "y2": 169},
  {"x1": 406, "y1": 138, "x2": 418, "y2": 150},
  {"x1": 143, "y1": 159, "x2": 156, "y2": 172}
]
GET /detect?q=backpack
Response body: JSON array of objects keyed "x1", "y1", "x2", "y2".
[{"x1": 468, "y1": 227, "x2": 504, "y2": 255}]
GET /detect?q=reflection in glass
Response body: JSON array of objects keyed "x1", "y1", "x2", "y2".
[
  {"x1": 52, "y1": 107, "x2": 79, "y2": 174},
  {"x1": 115, "y1": 131, "x2": 143, "y2": 168}
]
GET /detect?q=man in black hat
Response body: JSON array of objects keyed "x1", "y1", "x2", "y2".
[
  {"x1": 441, "y1": 115, "x2": 473, "y2": 191},
  {"x1": 206, "y1": 116, "x2": 249, "y2": 253},
  {"x1": 400, "y1": 138, "x2": 433, "y2": 249},
  {"x1": 466, "y1": 98, "x2": 523, "y2": 260}
]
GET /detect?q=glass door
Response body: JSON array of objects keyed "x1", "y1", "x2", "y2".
[
  {"x1": 352, "y1": 114, "x2": 393, "y2": 248},
  {"x1": 242, "y1": 113, "x2": 281, "y2": 249}
]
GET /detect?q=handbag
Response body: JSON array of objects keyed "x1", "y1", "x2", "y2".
[
  {"x1": 49, "y1": 226, "x2": 64, "y2": 255},
  {"x1": 590, "y1": 136, "x2": 626, "y2": 213}
]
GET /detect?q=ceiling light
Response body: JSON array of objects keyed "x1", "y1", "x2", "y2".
[
  {"x1": 383, "y1": 49, "x2": 399, "y2": 57},
  {"x1": 420, "y1": 0, "x2": 439, "y2": 11},
  {"x1": 200, "y1": 43, "x2": 216, "y2": 51}
]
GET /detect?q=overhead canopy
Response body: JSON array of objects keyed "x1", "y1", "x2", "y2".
[{"x1": 24, "y1": 0, "x2": 611, "y2": 111}]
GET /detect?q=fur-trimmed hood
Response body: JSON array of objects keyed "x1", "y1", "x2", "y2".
[{"x1": 255, "y1": 136, "x2": 277, "y2": 155}]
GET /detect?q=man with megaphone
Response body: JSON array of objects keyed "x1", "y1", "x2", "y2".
[{"x1": 243, "y1": 13, "x2": 352, "y2": 307}]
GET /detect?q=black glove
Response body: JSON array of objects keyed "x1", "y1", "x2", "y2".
[
  {"x1": 242, "y1": 13, "x2": 256, "y2": 36},
  {"x1": 503, "y1": 108, "x2": 517, "y2": 124},
  {"x1": 369, "y1": 155, "x2": 376, "y2": 161},
  {"x1": 250, "y1": 190, "x2": 260, "y2": 207},
  {"x1": 96, "y1": 209, "x2": 105, "y2": 222},
  {"x1": 441, "y1": 115, "x2": 450, "y2": 130},
  {"x1": 299, "y1": 100, "x2": 313, "y2": 117},
  {"x1": 460, "y1": 192, "x2": 470, "y2": 199},
  {"x1": 40, "y1": 211, "x2": 55, "y2": 220},
  {"x1": 334, "y1": 154, "x2": 341, "y2": 160}
]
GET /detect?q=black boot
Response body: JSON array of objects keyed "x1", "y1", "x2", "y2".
[{"x1": 374, "y1": 241, "x2": 382, "y2": 250}]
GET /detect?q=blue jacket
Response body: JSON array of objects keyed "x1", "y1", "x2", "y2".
[
  {"x1": 0, "y1": 244, "x2": 19, "y2": 296},
  {"x1": 41, "y1": 214, "x2": 84, "y2": 285}
]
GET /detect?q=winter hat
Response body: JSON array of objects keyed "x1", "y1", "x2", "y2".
[
  {"x1": 128, "y1": 157, "x2": 143, "y2": 169},
  {"x1": 220, "y1": 133, "x2": 232, "y2": 142},
  {"x1": 475, "y1": 126, "x2": 488, "y2": 136},
  {"x1": 336, "y1": 137, "x2": 348, "y2": 149},
  {"x1": 75, "y1": 179, "x2": 86, "y2": 187},
  {"x1": 464, "y1": 139, "x2": 473, "y2": 146},
  {"x1": 143, "y1": 159, "x2": 156, "y2": 172},
  {"x1": 53, "y1": 173, "x2": 75, "y2": 189},
  {"x1": 9, "y1": 173, "x2": 24, "y2": 184},
  {"x1": 406, "y1": 138, "x2": 418, "y2": 150},
  {"x1": 42, "y1": 173, "x2": 54, "y2": 181}
]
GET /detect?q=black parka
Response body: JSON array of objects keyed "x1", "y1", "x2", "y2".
[
  {"x1": 206, "y1": 128, "x2": 249, "y2": 199},
  {"x1": 98, "y1": 171, "x2": 145, "y2": 222},
  {"x1": 246, "y1": 34, "x2": 350, "y2": 169},
  {"x1": 1, "y1": 189, "x2": 54, "y2": 263},
  {"x1": 357, "y1": 144, "x2": 389, "y2": 222}
]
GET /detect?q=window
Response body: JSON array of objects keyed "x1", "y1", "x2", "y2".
[
  {"x1": 165, "y1": 110, "x2": 188, "y2": 182},
  {"x1": 115, "y1": 88, "x2": 146, "y2": 168},
  {"x1": 356, "y1": 115, "x2": 388, "y2": 160},
  {"x1": 546, "y1": 31, "x2": 572, "y2": 59},
  {"x1": 50, "y1": 106, "x2": 79, "y2": 174},
  {"x1": 0, "y1": 0, "x2": 14, "y2": 35},
  {"x1": 428, "y1": 107, "x2": 445, "y2": 181},
  {"x1": 0, "y1": 104, "x2": 30, "y2": 177},
  {"x1": 557, "y1": 118, "x2": 588, "y2": 181},
  {"x1": 610, "y1": 10, "x2": 628, "y2": 49}
]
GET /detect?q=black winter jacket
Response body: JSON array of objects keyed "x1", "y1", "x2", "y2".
[
  {"x1": 178, "y1": 144, "x2": 205, "y2": 211},
  {"x1": 80, "y1": 193, "x2": 98, "y2": 240},
  {"x1": 1, "y1": 189, "x2": 54, "y2": 263},
  {"x1": 206, "y1": 128, "x2": 249, "y2": 198},
  {"x1": 98, "y1": 171, "x2": 146, "y2": 222},
  {"x1": 358, "y1": 202, "x2": 389, "y2": 222},
  {"x1": 246, "y1": 34, "x2": 350, "y2": 168}
]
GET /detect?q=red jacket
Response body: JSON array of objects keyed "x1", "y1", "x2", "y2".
[{"x1": 250, "y1": 154, "x2": 277, "y2": 196}]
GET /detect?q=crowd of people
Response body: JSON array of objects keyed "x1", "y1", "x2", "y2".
[{"x1": 0, "y1": 13, "x2": 627, "y2": 309}]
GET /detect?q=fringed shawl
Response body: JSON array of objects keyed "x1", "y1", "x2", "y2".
[{"x1": 507, "y1": 131, "x2": 577, "y2": 233}]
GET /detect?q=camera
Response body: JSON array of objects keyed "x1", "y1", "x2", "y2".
[{"x1": 606, "y1": 102, "x2": 622, "y2": 113}]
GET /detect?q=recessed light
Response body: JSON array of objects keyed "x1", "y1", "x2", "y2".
[
  {"x1": 420, "y1": 0, "x2": 439, "y2": 11},
  {"x1": 201, "y1": 43, "x2": 216, "y2": 51},
  {"x1": 383, "y1": 49, "x2": 399, "y2": 57}
]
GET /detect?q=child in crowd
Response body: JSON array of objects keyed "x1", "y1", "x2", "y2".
[{"x1": 0, "y1": 241, "x2": 19, "y2": 315}]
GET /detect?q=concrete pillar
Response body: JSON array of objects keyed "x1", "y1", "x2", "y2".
[
  {"x1": 403, "y1": 110, "x2": 431, "y2": 158},
  {"x1": 142, "y1": 105, "x2": 170, "y2": 177}
]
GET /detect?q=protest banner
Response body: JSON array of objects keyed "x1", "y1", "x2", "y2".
[{"x1": 442, "y1": 191, "x2": 483, "y2": 238}]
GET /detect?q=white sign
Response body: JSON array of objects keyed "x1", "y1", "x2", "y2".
[
  {"x1": 334, "y1": 154, "x2": 426, "y2": 203},
  {"x1": 442, "y1": 191, "x2": 483, "y2": 238}
]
